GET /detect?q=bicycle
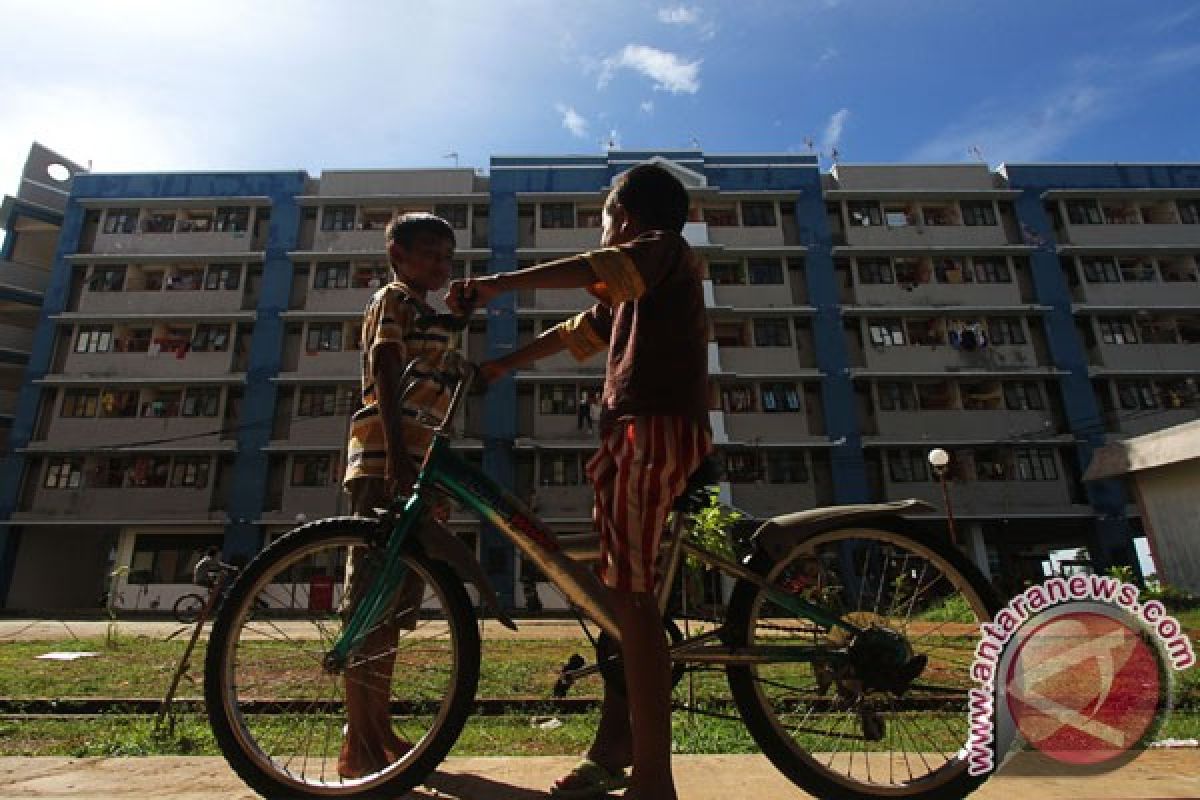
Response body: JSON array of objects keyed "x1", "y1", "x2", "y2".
[{"x1": 204, "y1": 350, "x2": 1001, "y2": 800}]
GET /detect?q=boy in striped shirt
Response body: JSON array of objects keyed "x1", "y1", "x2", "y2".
[{"x1": 448, "y1": 164, "x2": 711, "y2": 800}]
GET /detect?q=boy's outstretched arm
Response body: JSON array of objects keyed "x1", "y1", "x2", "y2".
[
  {"x1": 481, "y1": 304, "x2": 612, "y2": 384},
  {"x1": 445, "y1": 255, "x2": 597, "y2": 314},
  {"x1": 479, "y1": 327, "x2": 569, "y2": 383}
]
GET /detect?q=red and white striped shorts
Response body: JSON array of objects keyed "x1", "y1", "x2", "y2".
[{"x1": 586, "y1": 416, "x2": 713, "y2": 593}]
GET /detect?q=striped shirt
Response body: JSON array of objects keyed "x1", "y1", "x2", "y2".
[{"x1": 344, "y1": 281, "x2": 457, "y2": 485}]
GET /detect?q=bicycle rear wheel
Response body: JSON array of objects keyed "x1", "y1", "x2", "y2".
[
  {"x1": 726, "y1": 525, "x2": 1000, "y2": 800},
  {"x1": 204, "y1": 517, "x2": 480, "y2": 799}
]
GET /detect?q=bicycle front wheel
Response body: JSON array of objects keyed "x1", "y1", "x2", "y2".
[
  {"x1": 204, "y1": 517, "x2": 480, "y2": 799},
  {"x1": 173, "y1": 593, "x2": 206, "y2": 625},
  {"x1": 726, "y1": 525, "x2": 1000, "y2": 800}
]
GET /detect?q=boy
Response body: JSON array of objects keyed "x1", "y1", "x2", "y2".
[
  {"x1": 447, "y1": 164, "x2": 711, "y2": 800},
  {"x1": 340, "y1": 212, "x2": 457, "y2": 778}
]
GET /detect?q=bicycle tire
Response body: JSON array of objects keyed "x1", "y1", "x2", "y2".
[
  {"x1": 725, "y1": 524, "x2": 1001, "y2": 800},
  {"x1": 173, "y1": 593, "x2": 206, "y2": 625},
  {"x1": 204, "y1": 517, "x2": 480, "y2": 799}
]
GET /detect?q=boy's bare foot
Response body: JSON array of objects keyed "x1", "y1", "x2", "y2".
[{"x1": 337, "y1": 731, "x2": 412, "y2": 779}]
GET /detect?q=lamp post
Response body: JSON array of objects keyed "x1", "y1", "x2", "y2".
[{"x1": 928, "y1": 448, "x2": 958, "y2": 546}]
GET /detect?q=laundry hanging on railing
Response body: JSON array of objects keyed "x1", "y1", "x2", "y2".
[{"x1": 947, "y1": 322, "x2": 988, "y2": 352}]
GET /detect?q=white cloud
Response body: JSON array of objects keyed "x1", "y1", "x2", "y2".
[
  {"x1": 816, "y1": 46, "x2": 839, "y2": 67},
  {"x1": 640, "y1": 100, "x2": 655, "y2": 114},
  {"x1": 599, "y1": 44, "x2": 701, "y2": 93},
  {"x1": 555, "y1": 104, "x2": 589, "y2": 138},
  {"x1": 823, "y1": 108, "x2": 850, "y2": 152},
  {"x1": 657, "y1": 5, "x2": 700, "y2": 25}
]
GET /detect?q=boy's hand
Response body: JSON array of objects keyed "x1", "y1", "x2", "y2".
[{"x1": 446, "y1": 277, "x2": 501, "y2": 314}]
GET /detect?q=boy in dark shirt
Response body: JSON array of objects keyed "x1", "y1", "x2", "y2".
[{"x1": 447, "y1": 164, "x2": 711, "y2": 800}]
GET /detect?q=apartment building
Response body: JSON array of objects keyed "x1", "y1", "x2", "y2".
[{"x1": 0, "y1": 149, "x2": 1197, "y2": 611}]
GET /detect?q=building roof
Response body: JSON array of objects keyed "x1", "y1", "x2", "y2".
[{"x1": 1084, "y1": 419, "x2": 1200, "y2": 481}]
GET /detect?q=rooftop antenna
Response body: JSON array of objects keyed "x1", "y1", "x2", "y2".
[
  {"x1": 968, "y1": 144, "x2": 984, "y2": 162},
  {"x1": 443, "y1": 152, "x2": 459, "y2": 167},
  {"x1": 804, "y1": 137, "x2": 815, "y2": 152},
  {"x1": 689, "y1": 135, "x2": 700, "y2": 149},
  {"x1": 830, "y1": 147, "x2": 841, "y2": 164}
]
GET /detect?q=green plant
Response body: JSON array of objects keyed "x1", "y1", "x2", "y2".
[
  {"x1": 1105, "y1": 564, "x2": 1136, "y2": 584},
  {"x1": 685, "y1": 489, "x2": 742, "y2": 569}
]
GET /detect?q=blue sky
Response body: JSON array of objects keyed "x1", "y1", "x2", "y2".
[{"x1": 3, "y1": 0, "x2": 1200, "y2": 198}]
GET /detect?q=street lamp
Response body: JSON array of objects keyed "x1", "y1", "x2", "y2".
[{"x1": 927, "y1": 448, "x2": 958, "y2": 546}]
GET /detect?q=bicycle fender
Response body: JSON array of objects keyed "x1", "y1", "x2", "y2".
[
  {"x1": 415, "y1": 523, "x2": 519, "y2": 630},
  {"x1": 751, "y1": 499, "x2": 936, "y2": 562}
]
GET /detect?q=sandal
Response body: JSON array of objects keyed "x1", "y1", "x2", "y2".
[{"x1": 549, "y1": 758, "x2": 630, "y2": 799}]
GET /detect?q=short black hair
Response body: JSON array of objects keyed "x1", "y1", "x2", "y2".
[
  {"x1": 610, "y1": 163, "x2": 689, "y2": 233},
  {"x1": 386, "y1": 212, "x2": 456, "y2": 249}
]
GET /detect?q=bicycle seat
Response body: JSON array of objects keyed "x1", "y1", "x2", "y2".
[{"x1": 671, "y1": 456, "x2": 723, "y2": 513}]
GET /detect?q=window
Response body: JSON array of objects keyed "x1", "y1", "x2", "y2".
[
  {"x1": 97, "y1": 389, "x2": 138, "y2": 418},
  {"x1": 708, "y1": 261, "x2": 745, "y2": 285},
  {"x1": 541, "y1": 203, "x2": 575, "y2": 229},
  {"x1": 166, "y1": 268, "x2": 203, "y2": 291},
  {"x1": 1119, "y1": 258, "x2": 1156, "y2": 283},
  {"x1": 539, "y1": 453, "x2": 581, "y2": 486},
  {"x1": 847, "y1": 202, "x2": 882, "y2": 227},
  {"x1": 143, "y1": 211, "x2": 176, "y2": 233},
  {"x1": 119, "y1": 327, "x2": 153, "y2": 353},
  {"x1": 128, "y1": 534, "x2": 223, "y2": 584},
  {"x1": 761, "y1": 382, "x2": 801, "y2": 412},
  {"x1": 96, "y1": 455, "x2": 170, "y2": 488},
  {"x1": 1161, "y1": 259, "x2": 1199, "y2": 282},
  {"x1": 306, "y1": 323, "x2": 344, "y2": 352},
  {"x1": 972, "y1": 258, "x2": 1011, "y2": 283},
  {"x1": 906, "y1": 317, "x2": 942, "y2": 347},
  {"x1": 321, "y1": 205, "x2": 356, "y2": 231},
  {"x1": 988, "y1": 317, "x2": 1026, "y2": 345},
  {"x1": 1082, "y1": 257, "x2": 1120, "y2": 283},
  {"x1": 724, "y1": 451, "x2": 760, "y2": 482},
  {"x1": 961, "y1": 202, "x2": 997, "y2": 226},
  {"x1": 103, "y1": 208, "x2": 139, "y2": 234},
  {"x1": 180, "y1": 211, "x2": 214, "y2": 233},
  {"x1": 703, "y1": 206, "x2": 738, "y2": 227},
  {"x1": 141, "y1": 390, "x2": 181, "y2": 418},
  {"x1": 171, "y1": 457, "x2": 211, "y2": 488},
  {"x1": 577, "y1": 208, "x2": 602, "y2": 228},
  {"x1": 1179, "y1": 200, "x2": 1200, "y2": 225},
  {"x1": 1117, "y1": 380, "x2": 1158, "y2": 410},
  {"x1": 44, "y1": 458, "x2": 83, "y2": 489},
  {"x1": 916, "y1": 381, "x2": 955, "y2": 411},
  {"x1": 877, "y1": 382, "x2": 916, "y2": 412},
  {"x1": 539, "y1": 384, "x2": 578, "y2": 415},
  {"x1": 205, "y1": 265, "x2": 241, "y2": 290},
  {"x1": 61, "y1": 389, "x2": 99, "y2": 418},
  {"x1": 89, "y1": 266, "x2": 126, "y2": 292},
  {"x1": 857, "y1": 258, "x2": 894, "y2": 284},
  {"x1": 747, "y1": 258, "x2": 783, "y2": 285},
  {"x1": 972, "y1": 448, "x2": 1008, "y2": 481},
  {"x1": 934, "y1": 258, "x2": 969, "y2": 284},
  {"x1": 314, "y1": 263, "x2": 350, "y2": 289},
  {"x1": 215, "y1": 207, "x2": 249, "y2": 233},
  {"x1": 351, "y1": 264, "x2": 388, "y2": 288},
  {"x1": 433, "y1": 204, "x2": 468, "y2": 229},
  {"x1": 884, "y1": 206, "x2": 912, "y2": 227},
  {"x1": 75, "y1": 326, "x2": 113, "y2": 353},
  {"x1": 1160, "y1": 378, "x2": 1197, "y2": 408},
  {"x1": 1015, "y1": 449, "x2": 1058, "y2": 481},
  {"x1": 741, "y1": 202, "x2": 777, "y2": 227},
  {"x1": 893, "y1": 258, "x2": 925, "y2": 286},
  {"x1": 960, "y1": 381, "x2": 1001, "y2": 411},
  {"x1": 888, "y1": 450, "x2": 928, "y2": 482},
  {"x1": 1066, "y1": 200, "x2": 1103, "y2": 225},
  {"x1": 766, "y1": 451, "x2": 809, "y2": 483},
  {"x1": 291, "y1": 455, "x2": 333, "y2": 486},
  {"x1": 182, "y1": 387, "x2": 221, "y2": 417},
  {"x1": 868, "y1": 319, "x2": 905, "y2": 347},
  {"x1": 1003, "y1": 382, "x2": 1044, "y2": 411},
  {"x1": 753, "y1": 319, "x2": 791, "y2": 347},
  {"x1": 922, "y1": 205, "x2": 954, "y2": 226},
  {"x1": 721, "y1": 384, "x2": 756, "y2": 413},
  {"x1": 297, "y1": 386, "x2": 337, "y2": 417},
  {"x1": 191, "y1": 324, "x2": 230, "y2": 352},
  {"x1": 713, "y1": 321, "x2": 747, "y2": 347},
  {"x1": 1099, "y1": 317, "x2": 1138, "y2": 345}
]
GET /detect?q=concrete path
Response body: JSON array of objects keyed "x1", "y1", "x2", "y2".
[{"x1": 1, "y1": 752, "x2": 1198, "y2": 799}]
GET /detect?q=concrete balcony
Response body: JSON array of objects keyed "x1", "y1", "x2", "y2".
[
  {"x1": 59, "y1": 350, "x2": 237, "y2": 380},
  {"x1": 0, "y1": 323, "x2": 34, "y2": 355},
  {"x1": 711, "y1": 284, "x2": 798, "y2": 308},
  {"x1": 723, "y1": 412, "x2": 812, "y2": 442},
  {"x1": 873, "y1": 409, "x2": 1055, "y2": 440},
  {"x1": 15, "y1": 486, "x2": 220, "y2": 521},
  {"x1": 273, "y1": 415, "x2": 348, "y2": 448},
  {"x1": 853, "y1": 281, "x2": 1022, "y2": 308},
  {"x1": 861, "y1": 343, "x2": 1039, "y2": 374},
  {"x1": 533, "y1": 484, "x2": 594, "y2": 518},
  {"x1": 77, "y1": 287, "x2": 245, "y2": 315},
  {"x1": 717, "y1": 345, "x2": 806, "y2": 375},
  {"x1": 311, "y1": 229, "x2": 471, "y2": 253},
  {"x1": 303, "y1": 288, "x2": 377, "y2": 314},
  {"x1": 285, "y1": 349, "x2": 362, "y2": 379},
  {"x1": 528, "y1": 349, "x2": 606, "y2": 375},
  {"x1": 708, "y1": 226, "x2": 786, "y2": 248},
  {"x1": 533, "y1": 228, "x2": 603, "y2": 251},
  {"x1": 39, "y1": 416, "x2": 228, "y2": 449},
  {"x1": 880, "y1": 478, "x2": 1075, "y2": 515},
  {"x1": 729, "y1": 482, "x2": 818, "y2": 518},
  {"x1": 1062, "y1": 223, "x2": 1200, "y2": 248},
  {"x1": 843, "y1": 224, "x2": 1009, "y2": 249},
  {"x1": 524, "y1": 288, "x2": 594, "y2": 312},
  {"x1": 532, "y1": 414, "x2": 603, "y2": 442},
  {"x1": 0, "y1": 260, "x2": 50, "y2": 294},
  {"x1": 1090, "y1": 343, "x2": 1198, "y2": 372},
  {"x1": 93, "y1": 230, "x2": 255, "y2": 256},
  {"x1": 267, "y1": 485, "x2": 342, "y2": 523},
  {"x1": 1076, "y1": 281, "x2": 1200, "y2": 308},
  {"x1": 1109, "y1": 408, "x2": 1199, "y2": 437}
]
